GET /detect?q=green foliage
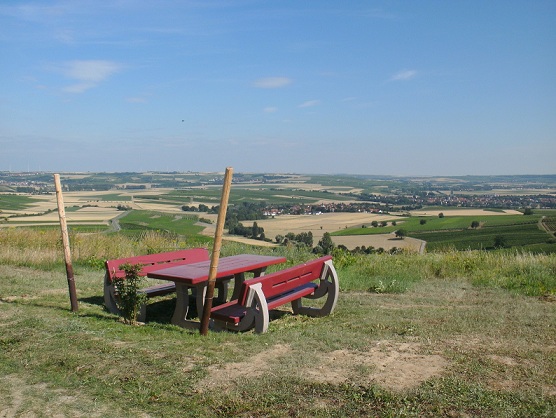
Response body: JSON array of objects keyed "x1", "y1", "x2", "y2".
[
  {"x1": 315, "y1": 232, "x2": 335, "y2": 254},
  {"x1": 111, "y1": 263, "x2": 147, "y2": 325}
]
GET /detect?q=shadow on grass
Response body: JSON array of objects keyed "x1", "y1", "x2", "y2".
[{"x1": 79, "y1": 295, "x2": 104, "y2": 306}]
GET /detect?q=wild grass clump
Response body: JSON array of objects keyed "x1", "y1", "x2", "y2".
[
  {"x1": 470, "y1": 250, "x2": 556, "y2": 296},
  {"x1": 0, "y1": 228, "x2": 62, "y2": 269},
  {"x1": 0, "y1": 228, "x2": 195, "y2": 270},
  {"x1": 337, "y1": 248, "x2": 556, "y2": 296},
  {"x1": 1, "y1": 228, "x2": 554, "y2": 297}
]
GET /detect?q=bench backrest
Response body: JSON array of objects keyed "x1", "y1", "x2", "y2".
[
  {"x1": 105, "y1": 248, "x2": 209, "y2": 281},
  {"x1": 238, "y1": 255, "x2": 332, "y2": 305}
]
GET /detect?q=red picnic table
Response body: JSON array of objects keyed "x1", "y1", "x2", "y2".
[{"x1": 147, "y1": 254, "x2": 286, "y2": 329}]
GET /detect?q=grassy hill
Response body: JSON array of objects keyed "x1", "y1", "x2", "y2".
[{"x1": 0, "y1": 234, "x2": 554, "y2": 416}]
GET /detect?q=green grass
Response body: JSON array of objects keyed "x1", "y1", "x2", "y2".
[
  {"x1": 0, "y1": 253, "x2": 554, "y2": 416},
  {"x1": 0, "y1": 228, "x2": 555, "y2": 415}
]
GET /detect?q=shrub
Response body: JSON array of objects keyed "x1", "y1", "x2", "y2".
[{"x1": 112, "y1": 263, "x2": 147, "y2": 325}]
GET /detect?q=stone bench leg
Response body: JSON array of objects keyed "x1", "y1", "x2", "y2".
[{"x1": 291, "y1": 260, "x2": 339, "y2": 317}]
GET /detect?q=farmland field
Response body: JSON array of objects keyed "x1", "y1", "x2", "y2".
[{"x1": 2, "y1": 172, "x2": 556, "y2": 253}]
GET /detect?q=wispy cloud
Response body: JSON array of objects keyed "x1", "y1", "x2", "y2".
[
  {"x1": 263, "y1": 107, "x2": 278, "y2": 113},
  {"x1": 253, "y1": 77, "x2": 292, "y2": 88},
  {"x1": 58, "y1": 60, "x2": 122, "y2": 93},
  {"x1": 298, "y1": 100, "x2": 320, "y2": 108},
  {"x1": 126, "y1": 97, "x2": 148, "y2": 104},
  {"x1": 390, "y1": 69, "x2": 417, "y2": 81}
]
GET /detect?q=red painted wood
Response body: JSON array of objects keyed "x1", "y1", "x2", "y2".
[
  {"x1": 147, "y1": 254, "x2": 287, "y2": 285},
  {"x1": 238, "y1": 256, "x2": 332, "y2": 305},
  {"x1": 105, "y1": 248, "x2": 210, "y2": 281}
]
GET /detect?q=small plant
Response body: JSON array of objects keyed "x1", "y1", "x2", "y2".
[{"x1": 112, "y1": 263, "x2": 147, "y2": 325}]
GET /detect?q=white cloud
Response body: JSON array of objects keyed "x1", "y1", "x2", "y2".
[
  {"x1": 59, "y1": 60, "x2": 122, "y2": 93},
  {"x1": 390, "y1": 69, "x2": 417, "y2": 81},
  {"x1": 253, "y1": 77, "x2": 292, "y2": 88},
  {"x1": 298, "y1": 100, "x2": 320, "y2": 108},
  {"x1": 263, "y1": 107, "x2": 278, "y2": 113}
]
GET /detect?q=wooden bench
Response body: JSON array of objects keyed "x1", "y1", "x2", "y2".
[
  {"x1": 104, "y1": 248, "x2": 211, "y2": 322},
  {"x1": 210, "y1": 255, "x2": 339, "y2": 333}
]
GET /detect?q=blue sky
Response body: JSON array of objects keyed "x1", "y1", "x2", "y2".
[{"x1": 1, "y1": 1, "x2": 554, "y2": 175}]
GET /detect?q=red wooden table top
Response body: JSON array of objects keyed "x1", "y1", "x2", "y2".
[{"x1": 147, "y1": 254, "x2": 286, "y2": 285}]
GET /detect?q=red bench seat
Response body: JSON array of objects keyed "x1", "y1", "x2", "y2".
[{"x1": 211, "y1": 256, "x2": 339, "y2": 333}]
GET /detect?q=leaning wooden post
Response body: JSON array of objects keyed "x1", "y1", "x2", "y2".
[
  {"x1": 54, "y1": 174, "x2": 79, "y2": 312},
  {"x1": 200, "y1": 167, "x2": 233, "y2": 335}
]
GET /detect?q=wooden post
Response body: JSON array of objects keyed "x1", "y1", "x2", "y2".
[
  {"x1": 54, "y1": 174, "x2": 79, "y2": 312},
  {"x1": 199, "y1": 167, "x2": 233, "y2": 335}
]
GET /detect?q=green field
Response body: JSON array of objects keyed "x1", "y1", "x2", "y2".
[
  {"x1": 0, "y1": 194, "x2": 40, "y2": 211},
  {"x1": 157, "y1": 187, "x2": 350, "y2": 206},
  {"x1": 119, "y1": 210, "x2": 202, "y2": 234},
  {"x1": 411, "y1": 223, "x2": 551, "y2": 251},
  {"x1": 332, "y1": 212, "x2": 556, "y2": 253}
]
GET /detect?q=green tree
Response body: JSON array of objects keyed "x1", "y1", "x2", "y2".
[
  {"x1": 523, "y1": 208, "x2": 533, "y2": 215},
  {"x1": 471, "y1": 220, "x2": 480, "y2": 229},
  {"x1": 316, "y1": 232, "x2": 335, "y2": 254},
  {"x1": 420, "y1": 219, "x2": 427, "y2": 225},
  {"x1": 438, "y1": 212, "x2": 444, "y2": 218},
  {"x1": 252, "y1": 221, "x2": 259, "y2": 238},
  {"x1": 395, "y1": 229, "x2": 407, "y2": 239}
]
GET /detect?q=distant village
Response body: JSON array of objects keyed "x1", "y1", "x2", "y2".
[{"x1": 261, "y1": 192, "x2": 556, "y2": 216}]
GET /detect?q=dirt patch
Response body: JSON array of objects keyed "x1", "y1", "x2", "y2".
[
  {"x1": 0, "y1": 374, "x2": 110, "y2": 417},
  {"x1": 303, "y1": 341, "x2": 447, "y2": 391},
  {"x1": 197, "y1": 343, "x2": 292, "y2": 392},
  {"x1": 196, "y1": 341, "x2": 447, "y2": 392}
]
